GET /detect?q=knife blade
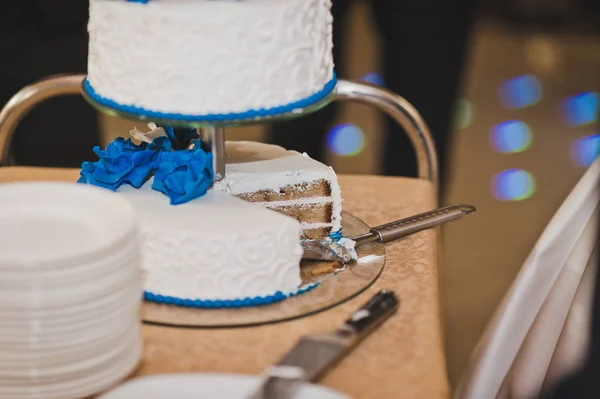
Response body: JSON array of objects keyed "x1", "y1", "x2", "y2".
[
  {"x1": 302, "y1": 204, "x2": 476, "y2": 263},
  {"x1": 247, "y1": 290, "x2": 399, "y2": 399}
]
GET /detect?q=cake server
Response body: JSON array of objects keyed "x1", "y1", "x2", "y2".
[
  {"x1": 302, "y1": 204, "x2": 476, "y2": 263},
  {"x1": 247, "y1": 290, "x2": 399, "y2": 399}
]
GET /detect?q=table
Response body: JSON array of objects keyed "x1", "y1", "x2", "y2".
[{"x1": 0, "y1": 168, "x2": 447, "y2": 399}]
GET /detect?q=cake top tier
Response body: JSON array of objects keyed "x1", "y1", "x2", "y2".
[
  {"x1": 124, "y1": 0, "x2": 280, "y2": 3},
  {"x1": 86, "y1": 0, "x2": 336, "y2": 123}
]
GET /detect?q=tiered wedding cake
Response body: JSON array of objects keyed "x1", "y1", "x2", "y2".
[{"x1": 79, "y1": 0, "x2": 348, "y2": 307}]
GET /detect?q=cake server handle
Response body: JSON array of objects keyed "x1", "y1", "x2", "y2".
[{"x1": 352, "y1": 204, "x2": 476, "y2": 245}]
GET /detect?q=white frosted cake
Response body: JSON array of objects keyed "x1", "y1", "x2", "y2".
[
  {"x1": 85, "y1": 0, "x2": 335, "y2": 122},
  {"x1": 117, "y1": 182, "x2": 304, "y2": 303},
  {"x1": 78, "y1": 0, "x2": 347, "y2": 307},
  {"x1": 217, "y1": 141, "x2": 342, "y2": 239},
  {"x1": 77, "y1": 124, "x2": 348, "y2": 306}
]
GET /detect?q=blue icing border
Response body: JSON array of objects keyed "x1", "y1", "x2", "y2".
[
  {"x1": 329, "y1": 228, "x2": 343, "y2": 241},
  {"x1": 83, "y1": 73, "x2": 337, "y2": 123},
  {"x1": 144, "y1": 283, "x2": 318, "y2": 308}
]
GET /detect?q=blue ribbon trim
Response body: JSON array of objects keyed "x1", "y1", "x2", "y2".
[
  {"x1": 83, "y1": 73, "x2": 337, "y2": 123},
  {"x1": 144, "y1": 283, "x2": 318, "y2": 308}
]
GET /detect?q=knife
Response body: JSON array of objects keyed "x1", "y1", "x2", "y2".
[
  {"x1": 302, "y1": 204, "x2": 476, "y2": 263},
  {"x1": 247, "y1": 290, "x2": 399, "y2": 399}
]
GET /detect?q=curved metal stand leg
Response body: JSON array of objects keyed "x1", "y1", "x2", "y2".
[
  {"x1": 0, "y1": 74, "x2": 85, "y2": 166},
  {"x1": 0, "y1": 74, "x2": 228, "y2": 179},
  {"x1": 335, "y1": 80, "x2": 438, "y2": 188}
]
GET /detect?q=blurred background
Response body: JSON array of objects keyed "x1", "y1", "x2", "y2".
[{"x1": 2, "y1": 0, "x2": 600, "y2": 390}]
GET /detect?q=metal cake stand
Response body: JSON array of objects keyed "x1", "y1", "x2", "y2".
[
  {"x1": 0, "y1": 74, "x2": 438, "y2": 185},
  {"x1": 0, "y1": 74, "x2": 438, "y2": 327}
]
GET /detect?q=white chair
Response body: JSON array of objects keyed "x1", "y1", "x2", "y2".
[{"x1": 456, "y1": 157, "x2": 600, "y2": 399}]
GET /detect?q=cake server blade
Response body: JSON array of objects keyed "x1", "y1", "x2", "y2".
[
  {"x1": 302, "y1": 204, "x2": 476, "y2": 262},
  {"x1": 301, "y1": 239, "x2": 347, "y2": 262},
  {"x1": 246, "y1": 290, "x2": 399, "y2": 399}
]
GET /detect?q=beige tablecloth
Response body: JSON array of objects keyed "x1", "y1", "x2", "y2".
[{"x1": 0, "y1": 168, "x2": 447, "y2": 399}]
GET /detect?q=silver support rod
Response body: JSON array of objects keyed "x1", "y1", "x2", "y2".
[
  {"x1": 198, "y1": 127, "x2": 212, "y2": 150},
  {"x1": 335, "y1": 80, "x2": 438, "y2": 188},
  {"x1": 200, "y1": 126, "x2": 226, "y2": 181},
  {"x1": 0, "y1": 74, "x2": 85, "y2": 166}
]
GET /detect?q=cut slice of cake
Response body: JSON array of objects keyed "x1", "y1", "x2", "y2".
[{"x1": 214, "y1": 141, "x2": 342, "y2": 239}]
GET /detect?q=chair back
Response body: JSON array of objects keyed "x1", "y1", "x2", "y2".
[{"x1": 456, "y1": 157, "x2": 600, "y2": 399}]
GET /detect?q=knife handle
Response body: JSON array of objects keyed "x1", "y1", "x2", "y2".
[
  {"x1": 354, "y1": 204, "x2": 476, "y2": 245},
  {"x1": 342, "y1": 290, "x2": 399, "y2": 336}
]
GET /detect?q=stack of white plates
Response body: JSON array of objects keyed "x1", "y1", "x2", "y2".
[{"x1": 0, "y1": 182, "x2": 143, "y2": 399}]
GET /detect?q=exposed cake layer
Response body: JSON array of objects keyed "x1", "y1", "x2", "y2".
[
  {"x1": 116, "y1": 180, "x2": 303, "y2": 301},
  {"x1": 265, "y1": 201, "x2": 332, "y2": 225},
  {"x1": 236, "y1": 180, "x2": 331, "y2": 202},
  {"x1": 215, "y1": 141, "x2": 343, "y2": 237},
  {"x1": 87, "y1": 0, "x2": 334, "y2": 118},
  {"x1": 301, "y1": 226, "x2": 333, "y2": 240}
]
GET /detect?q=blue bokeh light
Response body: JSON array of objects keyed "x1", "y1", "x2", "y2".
[
  {"x1": 572, "y1": 134, "x2": 600, "y2": 167},
  {"x1": 359, "y1": 72, "x2": 385, "y2": 87},
  {"x1": 455, "y1": 99, "x2": 473, "y2": 130},
  {"x1": 498, "y1": 74, "x2": 543, "y2": 109},
  {"x1": 326, "y1": 123, "x2": 365, "y2": 156},
  {"x1": 489, "y1": 120, "x2": 532, "y2": 153},
  {"x1": 492, "y1": 169, "x2": 536, "y2": 201},
  {"x1": 561, "y1": 92, "x2": 599, "y2": 127}
]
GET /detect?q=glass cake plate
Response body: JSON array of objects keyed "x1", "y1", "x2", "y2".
[{"x1": 142, "y1": 211, "x2": 386, "y2": 328}]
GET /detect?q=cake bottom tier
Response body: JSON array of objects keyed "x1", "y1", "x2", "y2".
[{"x1": 116, "y1": 182, "x2": 304, "y2": 303}]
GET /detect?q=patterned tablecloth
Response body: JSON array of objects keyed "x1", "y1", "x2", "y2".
[{"x1": 0, "y1": 168, "x2": 448, "y2": 399}]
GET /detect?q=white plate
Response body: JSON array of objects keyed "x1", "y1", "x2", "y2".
[
  {"x1": 0, "y1": 266, "x2": 141, "y2": 310},
  {"x1": 0, "y1": 289, "x2": 141, "y2": 329},
  {"x1": 0, "y1": 316, "x2": 139, "y2": 354},
  {"x1": 98, "y1": 373, "x2": 350, "y2": 399},
  {"x1": 0, "y1": 238, "x2": 140, "y2": 286},
  {"x1": 0, "y1": 279, "x2": 142, "y2": 322},
  {"x1": 0, "y1": 336, "x2": 142, "y2": 399},
  {"x1": 0, "y1": 182, "x2": 136, "y2": 270},
  {"x1": 0, "y1": 300, "x2": 140, "y2": 350},
  {"x1": 0, "y1": 320, "x2": 138, "y2": 369},
  {"x1": 0, "y1": 300, "x2": 140, "y2": 343},
  {"x1": 0, "y1": 324, "x2": 141, "y2": 380}
]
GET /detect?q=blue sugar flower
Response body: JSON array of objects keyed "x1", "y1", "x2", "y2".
[
  {"x1": 148, "y1": 136, "x2": 173, "y2": 151},
  {"x1": 152, "y1": 141, "x2": 214, "y2": 205},
  {"x1": 163, "y1": 126, "x2": 200, "y2": 150},
  {"x1": 78, "y1": 137, "x2": 156, "y2": 190}
]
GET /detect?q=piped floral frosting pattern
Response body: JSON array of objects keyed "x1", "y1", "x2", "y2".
[{"x1": 78, "y1": 123, "x2": 214, "y2": 205}]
